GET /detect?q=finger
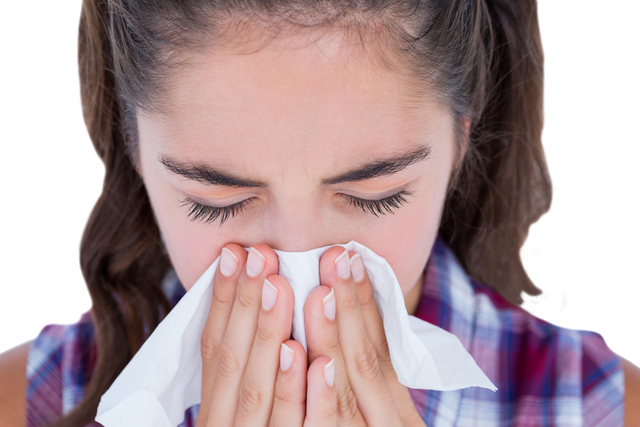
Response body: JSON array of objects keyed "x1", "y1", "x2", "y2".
[
  {"x1": 235, "y1": 275, "x2": 295, "y2": 425},
  {"x1": 304, "y1": 356, "x2": 337, "y2": 427},
  {"x1": 319, "y1": 246, "x2": 401, "y2": 426},
  {"x1": 207, "y1": 244, "x2": 279, "y2": 427},
  {"x1": 200, "y1": 244, "x2": 248, "y2": 425},
  {"x1": 305, "y1": 285, "x2": 364, "y2": 426},
  {"x1": 269, "y1": 340, "x2": 307, "y2": 427},
  {"x1": 346, "y1": 252, "x2": 389, "y2": 365},
  {"x1": 348, "y1": 251, "x2": 422, "y2": 425}
]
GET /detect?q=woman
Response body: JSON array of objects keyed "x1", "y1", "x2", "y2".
[{"x1": 1, "y1": 0, "x2": 638, "y2": 425}]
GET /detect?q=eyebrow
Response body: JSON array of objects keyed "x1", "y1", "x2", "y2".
[{"x1": 159, "y1": 144, "x2": 431, "y2": 188}]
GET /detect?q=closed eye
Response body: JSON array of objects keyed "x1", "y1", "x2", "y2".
[{"x1": 180, "y1": 188, "x2": 415, "y2": 226}]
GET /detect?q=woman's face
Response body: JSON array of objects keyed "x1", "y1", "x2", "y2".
[{"x1": 136, "y1": 27, "x2": 458, "y2": 303}]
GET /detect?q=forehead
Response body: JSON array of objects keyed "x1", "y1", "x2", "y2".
[{"x1": 142, "y1": 23, "x2": 450, "y2": 173}]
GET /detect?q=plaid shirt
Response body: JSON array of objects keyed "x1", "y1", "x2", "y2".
[{"x1": 26, "y1": 237, "x2": 624, "y2": 426}]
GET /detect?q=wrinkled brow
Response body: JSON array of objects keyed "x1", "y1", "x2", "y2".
[{"x1": 159, "y1": 144, "x2": 431, "y2": 187}]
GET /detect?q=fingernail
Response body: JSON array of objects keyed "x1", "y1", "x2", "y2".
[
  {"x1": 349, "y1": 254, "x2": 365, "y2": 282},
  {"x1": 334, "y1": 249, "x2": 351, "y2": 279},
  {"x1": 220, "y1": 247, "x2": 239, "y2": 277},
  {"x1": 280, "y1": 343, "x2": 295, "y2": 372},
  {"x1": 324, "y1": 358, "x2": 335, "y2": 387},
  {"x1": 246, "y1": 247, "x2": 266, "y2": 277},
  {"x1": 262, "y1": 278, "x2": 278, "y2": 311},
  {"x1": 322, "y1": 288, "x2": 336, "y2": 320}
]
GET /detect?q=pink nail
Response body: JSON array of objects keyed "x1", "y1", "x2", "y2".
[
  {"x1": 280, "y1": 343, "x2": 295, "y2": 372},
  {"x1": 322, "y1": 288, "x2": 336, "y2": 320},
  {"x1": 219, "y1": 247, "x2": 239, "y2": 277},
  {"x1": 246, "y1": 247, "x2": 266, "y2": 277},
  {"x1": 349, "y1": 253, "x2": 365, "y2": 282},
  {"x1": 334, "y1": 249, "x2": 351, "y2": 279},
  {"x1": 262, "y1": 279, "x2": 278, "y2": 311},
  {"x1": 324, "y1": 359, "x2": 335, "y2": 387}
]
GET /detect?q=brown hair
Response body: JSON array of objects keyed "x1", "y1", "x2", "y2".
[{"x1": 60, "y1": 0, "x2": 550, "y2": 424}]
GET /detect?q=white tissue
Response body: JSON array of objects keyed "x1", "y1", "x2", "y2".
[{"x1": 96, "y1": 241, "x2": 496, "y2": 427}]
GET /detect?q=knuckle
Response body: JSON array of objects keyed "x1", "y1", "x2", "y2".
[
  {"x1": 216, "y1": 344, "x2": 241, "y2": 379},
  {"x1": 212, "y1": 285, "x2": 234, "y2": 306},
  {"x1": 200, "y1": 331, "x2": 219, "y2": 363},
  {"x1": 353, "y1": 345, "x2": 381, "y2": 382},
  {"x1": 358, "y1": 289, "x2": 377, "y2": 311},
  {"x1": 340, "y1": 293, "x2": 359, "y2": 314},
  {"x1": 255, "y1": 323, "x2": 275, "y2": 345},
  {"x1": 238, "y1": 377, "x2": 264, "y2": 415},
  {"x1": 235, "y1": 285, "x2": 257, "y2": 310},
  {"x1": 268, "y1": 389, "x2": 301, "y2": 427},
  {"x1": 336, "y1": 384, "x2": 359, "y2": 423},
  {"x1": 376, "y1": 341, "x2": 392, "y2": 365},
  {"x1": 325, "y1": 336, "x2": 341, "y2": 354},
  {"x1": 273, "y1": 384, "x2": 294, "y2": 406}
]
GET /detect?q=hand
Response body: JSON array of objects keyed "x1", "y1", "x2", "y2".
[
  {"x1": 196, "y1": 244, "x2": 337, "y2": 427},
  {"x1": 304, "y1": 247, "x2": 427, "y2": 426}
]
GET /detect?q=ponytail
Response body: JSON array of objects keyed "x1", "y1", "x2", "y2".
[
  {"x1": 439, "y1": 0, "x2": 550, "y2": 305},
  {"x1": 53, "y1": 1, "x2": 171, "y2": 425}
]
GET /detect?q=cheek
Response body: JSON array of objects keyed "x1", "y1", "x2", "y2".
[
  {"x1": 156, "y1": 207, "x2": 222, "y2": 290},
  {"x1": 360, "y1": 155, "x2": 454, "y2": 296},
  {"x1": 140, "y1": 153, "x2": 231, "y2": 291},
  {"x1": 358, "y1": 189, "x2": 443, "y2": 298}
]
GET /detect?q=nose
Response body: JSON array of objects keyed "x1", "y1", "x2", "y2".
[{"x1": 244, "y1": 210, "x2": 340, "y2": 252}]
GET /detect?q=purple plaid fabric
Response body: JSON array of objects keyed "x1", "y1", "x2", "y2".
[{"x1": 26, "y1": 237, "x2": 624, "y2": 426}]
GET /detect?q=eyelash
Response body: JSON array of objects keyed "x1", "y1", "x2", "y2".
[{"x1": 180, "y1": 189, "x2": 415, "y2": 226}]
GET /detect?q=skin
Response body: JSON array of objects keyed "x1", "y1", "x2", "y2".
[
  {"x1": 133, "y1": 22, "x2": 640, "y2": 426},
  {"x1": 0, "y1": 20, "x2": 640, "y2": 425},
  {"x1": 136, "y1": 25, "x2": 455, "y2": 308}
]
